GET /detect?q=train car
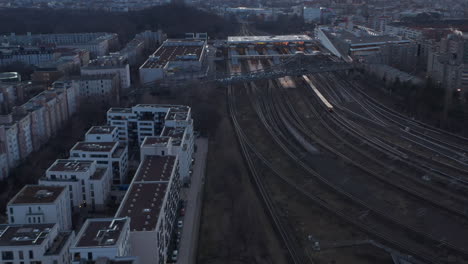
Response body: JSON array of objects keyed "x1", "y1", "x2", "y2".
[{"x1": 302, "y1": 75, "x2": 334, "y2": 112}]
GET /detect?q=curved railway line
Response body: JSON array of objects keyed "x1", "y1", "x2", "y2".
[{"x1": 226, "y1": 42, "x2": 468, "y2": 263}]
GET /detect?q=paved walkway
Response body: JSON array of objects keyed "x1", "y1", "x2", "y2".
[{"x1": 177, "y1": 138, "x2": 208, "y2": 264}]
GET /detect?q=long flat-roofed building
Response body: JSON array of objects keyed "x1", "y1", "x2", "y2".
[
  {"x1": 39, "y1": 159, "x2": 112, "y2": 211},
  {"x1": 70, "y1": 218, "x2": 134, "y2": 264},
  {"x1": 139, "y1": 39, "x2": 207, "y2": 83},
  {"x1": 0, "y1": 223, "x2": 74, "y2": 264},
  {"x1": 115, "y1": 155, "x2": 181, "y2": 264},
  {"x1": 7, "y1": 185, "x2": 72, "y2": 231},
  {"x1": 69, "y1": 141, "x2": 128, "y2": 185},
  {"x1": 227, "y1": 34, "x2": 314, "y2": 45}
]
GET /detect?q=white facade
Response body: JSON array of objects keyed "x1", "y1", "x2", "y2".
[
  {"x1": 85, "y1": 126, "x2": 119, "y2": 143},
  {"x1": 107, "y1": 104, "x2": 194, "y2": 149},
  {"x1": 7, "y1": 185, "x2": 72, "y2": 231},
  {"x1": 70, "y1": 218, "x2": 132, "y2": 264},
  {"x1": 39, "y1": 159, "x2": 112, "y2": 211},
  {"x1": 69, "y1": 141, "x2": 128, "y2": 185},
  {"x1": 140, "y1": 124, "x2": 194, "y2": 182},
  {"x1": 0, "y1": 223, "x2": 74, "y2": 264},
  {"x1": 115, "y1": 155, "x2": 181, "y2": 264}
]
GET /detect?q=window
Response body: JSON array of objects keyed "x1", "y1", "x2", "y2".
[
  {"x1": 29, "y1": 250, "x2": 34, "y2": 259},
  {"x1": 1, "y1": 251, "x2": 13, "y2": 260},
  {"x1": 88, "y1": 252, "x2": 93, "y2": 260},
  {"x1": 9, "y1": 207, "x2": 12, "y2": 214},
  {"x1": 10, "y1": 216, "x2": 14, "y2": 223},
  {"x1": 19, "y1": 251, "x2": 23, "y2": 260}
]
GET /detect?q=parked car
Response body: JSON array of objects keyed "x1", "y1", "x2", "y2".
[
  {"x1": 171, "y1": 250, "x2": 178, "y2": 261},
  {"x1": 177, "y1": 220, "x2": 183, "y2": 228},
  {"x1": 180, "y1": 207, "x2": 185, "y2": 216}
]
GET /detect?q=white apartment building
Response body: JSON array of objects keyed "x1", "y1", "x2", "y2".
[
  {"x1": 69, "y1": 141, "x2": 128, "y2": 185},
  {"x1": 107, "y1": 104, "x2": 194, "y2": 148},
  {"x1": 0, "y1": 223, "x2": 74, "y2": 264},
  {"x1": 78, "y1": 74, "x2": 120, "y2": 104},
  {"x1": 7, "y1": 185, "x2": 72, "y2": 231},
  {"x1": 86, "y1": 126, "x2": 119, "y2": 143},
  {"x1": 81, "y1": 56, "x2": 131, "y2": 90},
  {"x1": 70, "y1": 218, "x2": 133, "y2": 264},
  {"x1": 140, "y1": 125, "x2": 194, "y2": 182},
  {"x1": 115, "y1": 155, "x2": 181, "y2": 264},
  {"x1": 39, "y1": 159, "x2": 112, "y2": 211}
]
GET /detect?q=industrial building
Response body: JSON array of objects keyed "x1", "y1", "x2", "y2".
[{"x1": 139, "y1": 39, "x2": 207, "y2": 83}]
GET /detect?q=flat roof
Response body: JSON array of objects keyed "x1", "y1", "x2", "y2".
[
  {"x1": 228, "y1": 35, "x2": 313, "y2": 44},
  {"x1": 44, "y1": 231, "x2": 73, "y2": 255},
  {"x1": 48, "y1": 159, "x2": 94, "y2": 173},
  {"x1": 10, "y1": 185, "x2": 65, "y2": 205},
  {"x1": 116, "y1": 155, "x2": 177, "y2": 231},
  {"x1": 133, "y1": 155, "x2": 176, "y2": 182},
  {"x1": 71, "y1": 142, "x2": 117, "y2": 152},
  {"x1": 117, "y1": 182, "x2": 168, "y2": 231},
  {"x1": 142, "y1": 136, "x2": 171, "y2": 146},
  {"x1": 91, "y1": 168, "x2": 108, "y2": 180},
  {"x1": 141, "y1": 44, "x2": 203, "y2": 69},
  {"x1": 75, "y1": 218, "x2": 128, "y2": 248},
  {"x1": 108, "y1": 108, "x2": 132, "y2": 114},
  {"x1": 87, "y1": 126, "x2": 117, "y2": 135},
  {"x1": 162, "y1": 127, "x2": 186, "y2": 146},
  {"x1": 0, "y1": 224, "x2": 55, "y2": 247}
]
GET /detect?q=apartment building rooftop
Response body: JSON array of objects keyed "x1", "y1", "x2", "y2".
[
  {"x1": 87, "y1": 126, "x2": 117, "y2": 135},
  {"x1": 162, "y1": 127, "x2": 186, "y2": 146},
  {"x1": 90, "y1": 168, "x2": 107, "y2": 180},
  {"x1": 142, "y1": 136, "x2": 171, "y2": 146},
  {"x1": 44, "y1": 231, "x2": 73, "y2": 255},
  {"x1": 108, "y1": 108, "x2": 132, "y2": 114},
  {"x1": 117, "y1": 182, "x2": 168, "y2": 232},
  {"x1": 134, "y1": 155, "x2": 176, "y2": 182},
  {"x1": 71, "y1": 141, "x2": 117, "y2": 152},
  {"x1": 9, "y1": 185, "x2": 65, "y2": 205},
  {"x1": 48, "y1": 159, "x2": 94, "y2": 172},
  {"x1": 0, "y1": 224, "x2": 55, "y2": 247},
  {"x1": 75, "y1": 218, "x2": 129, "y2": 248}
]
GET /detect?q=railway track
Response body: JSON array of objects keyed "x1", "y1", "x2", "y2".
[
  {"x1": 238, "y1": 78, "x2": 466, "y2": 263},
  {"x1": 227, "y1": 45, "x2": 468, "y2": 262}
]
